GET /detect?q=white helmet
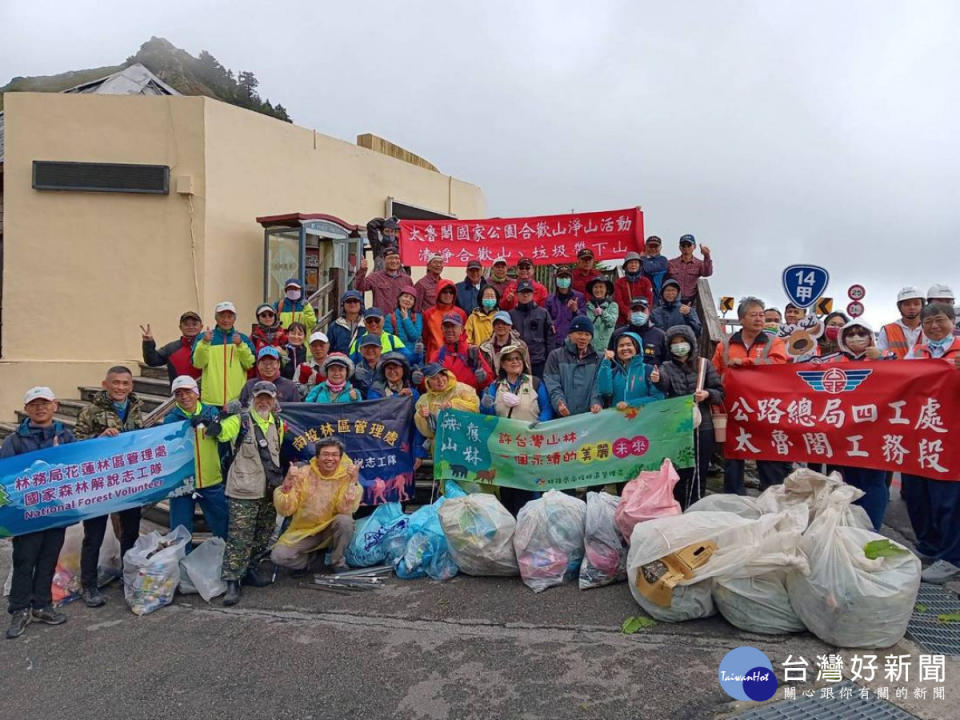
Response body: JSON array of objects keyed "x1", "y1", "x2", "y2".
[
  {"x1": 896, "y1": 286, "x2": 923, "y2": 303},
  {"x1": 927, "y1": 283, "x2": 955, "y2": 302}
]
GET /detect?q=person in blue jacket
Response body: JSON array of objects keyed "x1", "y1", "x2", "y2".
[
  {"x1": 640, "y1": 235, "x2": 670, "y2": 304},
  {"x1": 305, "y1": 354, "x2": 362, "y2": 403},
  {"x1": 326, "y1": 291, "x2": 364, "y2": 355},
  {"x1": 383, "y1": 285, "x2": 424, "y2": 356},
  {"x1": 596, "y1": 332, "x2": 664, "y2": 408},
  {"x1": 367, "y1": 352, "x2": 428, "y2": 470},
  {"x1": 652, "y1": 279, "x2": 702, "y2": 336}
]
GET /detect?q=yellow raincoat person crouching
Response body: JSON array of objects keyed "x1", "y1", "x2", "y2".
[{"x1": 270, "y1": 449, "x2": 363, "y2": 571}]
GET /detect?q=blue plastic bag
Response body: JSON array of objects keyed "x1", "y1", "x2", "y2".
[
  {"x1": 392, "y1": 482, "x2": 465, "y2": 581},
  {"x1": 345, "y1": 502, "x2": 410, "y2": 568}
]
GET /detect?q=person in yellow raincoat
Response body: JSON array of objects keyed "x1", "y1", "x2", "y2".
[
  {"x1": 414, "y1": 364, "x2": 479, "y2": 450},
  {"x1": 270, "y1": 437, "x2": 363, "y2": 573}
]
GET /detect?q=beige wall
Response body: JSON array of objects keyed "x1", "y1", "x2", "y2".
[{"x1": 0, "y1": 92, "x2": 485, "y2": 418}]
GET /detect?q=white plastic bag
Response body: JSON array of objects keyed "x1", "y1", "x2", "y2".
[
  {"x1": 180, "y1": 537, "x2": 227, "y2": 602},
  {"x1": 438, "y1": 494, "x2": 518, "y2": 576},
  {"x1": 123, "y1": 525, "x2": 191, "y2": 616},
  {"x1": 579, "y1": 491, "x2": 626, "y2": 590},
  {"x1": 714, "y1": 571, "x2": 806, "y2": 634},
  {"x1": 786, "y1": 486, "x2": 921, "y2": 648},
  {"x1": 514, "y1": 490, "x2": 586, "y2": 593},
  {"x1": 686, "y1": 494, "x2": 762, "y2": 519}
]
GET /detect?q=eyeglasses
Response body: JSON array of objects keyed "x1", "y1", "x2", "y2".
[{"x1": 845, "y1": 329, "x2": 869, "y2": 337}]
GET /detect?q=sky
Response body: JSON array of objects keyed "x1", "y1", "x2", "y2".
[{"x1": 2, "y1": 0, "x2": 958, "y2": 326}]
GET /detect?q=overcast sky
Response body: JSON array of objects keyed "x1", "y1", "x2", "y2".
[{"x1": 2, "y1": 0, "x2": 958, "y2": 325}]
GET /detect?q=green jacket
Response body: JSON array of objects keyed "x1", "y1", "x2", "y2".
[
  {"x1": 191, "y1": 327, "x2": 256, "y2": 407},
  {"x1": 218, "y1": 411, "x2": 284, "y2": 500},
  {"x1": 74, "y1": 391, "x2": 145, "y2": 440},
  {"x1": 164, "y1": 402, "x2": 223, "y2": 489}
]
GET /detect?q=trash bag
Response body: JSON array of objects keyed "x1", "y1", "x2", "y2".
[
  {"x1": 714, "y1": 571, "x2": 806, "y2": 634},
  {"x1": 756, "y1": 467, "x2": 872, "y2": 529},
  {"x1": 615, "y1": 458, "x2": 681, "y2": 541},
  {"x1": 686, "y1": 494, "x2": 762, "y2": 519},
  {"x1": 346, "y1": 502, "x2": 410, "y2": 568},
  {"x1": 97, "y1": 518, "x2": 123, "y2": 586},
  {"x1": 579, "y1": 491, "x2": 627, "y2": 590},
  {"x1": 392, "y1": 482, "x2": 466, "y2": 581},
  {"x1": 438, "y1": 493, "x2": 518, "y2": 576},
  {"x1": 514, "y1": 490, "x2": 586, "y2": 593},
  {"x1": 626, "y1": 510, "x2": 802, "y2": 622},
  {"x1": 180, "y1": 537, "x2": 227, "y2": 602},
  {"x1": 785, "y1": 485, "x2": 921, "y2": 648},
  {"x1": 123, "y1": 525, "x2": 191, "y2": 615}
]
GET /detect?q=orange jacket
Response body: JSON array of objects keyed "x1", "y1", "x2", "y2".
[
  {"x1": 423, "y1": 279, "x2": 467, "y2": 359},
  {"x1": 712, "y1": 331, "x2": 787, "y2": 375}
]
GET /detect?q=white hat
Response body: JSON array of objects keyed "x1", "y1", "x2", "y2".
[
  {"x1": 23, "y1": 386, "x2": 56, "y2": 404},
  {"x1": 927, "y1": 284, "x2": 955, "y2": 302},
  {"x1": 171, "y1": 375, "x2": 199, "y2": 394},
  {"x1": 309, "y1": 331, "x2": 329, "y2": 344},
  {"x1": 896, "y1": 286, "x2": 923, "y2": 303},
  {"x1": 215, "y1": 301, "x2": 237, "y2": 314}
]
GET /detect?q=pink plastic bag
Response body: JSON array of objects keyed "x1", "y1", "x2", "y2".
[{"x1": 615, "y1": 458, "x2": 681, "y2": 541}]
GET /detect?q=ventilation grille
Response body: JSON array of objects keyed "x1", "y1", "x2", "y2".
[{"x1": 32, "y1": 161, "x2": 169, "y2": 194}]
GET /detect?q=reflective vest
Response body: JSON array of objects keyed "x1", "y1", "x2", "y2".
[
  {"x1": 910, "y1": 337, "x2": 960, "y2": 361},
  {"x1": 881, "y1": 322, "x2": 922, "y2": 360}
]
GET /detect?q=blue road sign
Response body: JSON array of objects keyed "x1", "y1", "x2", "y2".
[{"x1": 782, "y1": 264, "x2": 829, "y2": 309}]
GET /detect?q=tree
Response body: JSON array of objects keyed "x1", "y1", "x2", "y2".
[{"x1": 237, "y1": 71, "x2": 259, "y2": 100}]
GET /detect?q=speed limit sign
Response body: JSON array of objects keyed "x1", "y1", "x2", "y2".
[
  {"x1": 847, "y1": 301, "x2": 865, "y2": 318},
  {"x1": 848, "y1": 284, "x2": 866, "y2": 301}
]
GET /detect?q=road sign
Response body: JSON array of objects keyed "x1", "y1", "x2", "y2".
[
  {"x1": 848, "y1": 284, "x2": 866, "y2": 301},
  {"x1": 782, "y1": 264, "x2": 829, "y2": 309},
  {"x1": 719, "y1": 296, "x2": 734, "y2": 312},
  {"x1": 816, "y1": 297, "x2": 833, "y2": 315},
  {"x1": 847, "y1": 301, "x2": 865, "y2": 318}
]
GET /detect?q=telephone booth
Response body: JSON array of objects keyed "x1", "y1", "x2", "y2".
[{"x1": 256, "y1": 212, "x2": 363, "y2": 328}]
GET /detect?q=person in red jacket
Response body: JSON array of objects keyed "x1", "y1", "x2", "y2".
[
  {"x1": 571, "y1": 248, "x2": 603, "y2": 295},
  {"x1": 140, "y1": 311, "x2": 204, "y2": 385},
  {"x1": 429, "y1": 312, "x2": 492, "y2": 391},
  {"x1": 613, "y1": 252, "x2": 654, "y2": 325},
  {"x1": 500, "y1": 257, "x2": 548, "y2": 310},
  {"x1": 423, "y1": 279, "x2": 467, "y2": 359}
]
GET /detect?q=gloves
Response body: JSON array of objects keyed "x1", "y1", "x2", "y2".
[
  {"x1": 474, "y1": 368, "x2": 488, "y2": 385},
  {"x1": 204, "y1": 418, "x2": 223, "y2": 438},
  {"x1": 480, "y1": 392, "x2": 495, "y2": 409},
  {"x1": 594, "y1": 306, "x2": 602, "y2": 316},
  {"x1": 189, "y1": 415, "x2": 206, "y2": 428},
  {"x1": 501, "y1": 392, "x2": 520, "y2": 408}
]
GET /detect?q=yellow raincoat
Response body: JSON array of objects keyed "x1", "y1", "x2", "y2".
[
  {"x1": 273, "y1": 455, "x2": 363, "y2": 548},
  {"x1": 413, "y1": 370, "x2": 479, "y2": 439}
]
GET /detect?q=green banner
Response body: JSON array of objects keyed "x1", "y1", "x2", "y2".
[{"x1": 433, "y1": 396, "x2": 695, "y2": 491}]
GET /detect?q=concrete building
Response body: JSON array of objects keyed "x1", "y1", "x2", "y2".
[{"x1": 0, "y1": 87, "x2": 484, "y2": 417}]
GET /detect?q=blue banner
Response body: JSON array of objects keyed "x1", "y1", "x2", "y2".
[
  {"x1": 281, "y1": 396, "x2": 415, "y2": 506},
  {"x1": 0, "y1": 422, "x2": 196, "y2": 537}
]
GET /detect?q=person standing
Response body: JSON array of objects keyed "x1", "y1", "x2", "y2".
[
  {"x1": 304, "y1": 354, "x2": 362, "y2": 404},
  {"x1": 485, "y1": 257, "x2": 512, "y2": 297},
  {"x1": 295, "y1": 331, "x2": 329, "y2": 397},
  {"x1": 818, "y1": 311, "x2": 849, "y2": 357},
  {"x1": 354, "y1": 247, "x2": 414, "y2": 314},
  {"x1": 327, "y1": 291, "x2": 364, "y2": 355},
  {"x1": 192, "y1": 301, "x2": 257, "y2": 408},
  {"x1": 595, "y1": 333, "x2": 664, "y2": 409},
  {"x1": 465, "y1": 286, "x2": 501, "y2": 347},
  {"x1": 640, "y1": 236, "x2": 670, "y2": 303},
  {"x1": 585, "y1": 277, "x2": 619, "y2": 353},
  {"x1": 543, "y1": 316, "x2": 603, "y2": 417},
  {"x1": 652, "y1": 279, "x2": 702, "y2": 336},
  {"x1": 274, "y1": 278, "x2": 317, "y2": 334},
  {"x1": 140, "y1": 311, "x2": 204, "y2": 385},
  {"x1": 429, "y1": 313, "x2": 492, "y2": 392},
  {"x1": 415, "y1": 254, "x2": 446, "y2": 313},
  {"x1": 608, "y1": 297, "x2": 668, "y2": 367},
  {"x1": 479, "y1": 311, "x2": 532, "y2": 376},
  {"x1": 546, "y1": 268, "x2": 586, "y2": 349},
  {"x1": 422, "y1": 280, "x2": 466, "y2": 359},
  {"x1": 877, "y1": 286, "x2": 925, "y2": 359},
  {"x1": 784, "y1": 303, "x2": 805, "y2": 326},
  {"x1": 570, "y1": 248, "x2": 602, "y2": 295},
  {"x1": 240, "y1": 347, "x2": 300, "y2": 404},
  {"x1": 383, "y1": 286, "x2": 424, "y2": 354},
  {"x1": 500, "y1": 258, "x2": 549, "y2": 311},
  {"x1": 74, "y1": 366, "x2": 145, "y2": 608},
  {"x1": 667, "y1": 234, "x2": 713, "y2": 304},
  {"x1": 455, "y1": 260, "x2": 488, "y2": 313},
  {"x1": 3, "y1": 387, "x2": 73, "y2": 639},
  {"x1": 613, "y1": 252, "x2": 654, "y2": 325},
  {"x1": 510, "y1": 281, "x2": 555, "y2": 378},
  {"x1": 365, "y1": 216, "x2": 400, "y2": 271}
]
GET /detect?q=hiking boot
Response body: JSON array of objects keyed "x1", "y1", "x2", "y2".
[
  {"x1": 81, "y1": 587, "x2": 107, "y2": 608},
  {"x1": 31, "y1": 606, "x2": 67, "y2": 625},
  {"x1": 921, "y1": 560, "x2": 960, "y2": 585},
  {"x1": 243, "y1": 567, "x2": 270, "y2": 587},
  {"x1": 6, "y1": 609, "x2": 30, "y2": 639},
  {"x1": 222, "y1": 581, "x2": 241, "y2": 606}
]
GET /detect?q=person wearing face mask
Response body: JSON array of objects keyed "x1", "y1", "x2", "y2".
[
  {"x1": 902, "y1": 303, "x2": 960, "y2": 584},
  {"x1": 655, "y1": 325, "x2": 724, "y2": 508},
  {"x1": 652, "y1": 279, "x2": 702, "y2": 337},
  {"x1": 455, "y1": 260, "x2": 488, "y2": 313},
  {"x1": 546, "y1": 268, "x2": 586, "y2": 349},
  {"x1": 818, "y1": 311, "x2": 849, "y2": 356},
  {"x1": 500, "y1": 258, "x2": 549, "y2": 311},
  {"x1": 585, "y1": 277, "x2": 619, "y2": 353},
  {"x1": 354, "y1": 247, "x2": 414, "y2": 314},
  {"x1": 613, "y1": 252, "x2": 654, "y2": 325},
  {"x1": 466, "y1": 285, "x2": 501, "y2": 346},
  {"x1": 608, "y1": 297, "x2": 668, "y2": 367},
  {"x1": 510, "y1": 281, "x2": 555, "y2": 378},
  {"x1": 596, "y1": 333, "x2": 664, "y2": 410},
  {"x1": 877, "y1": 287, "x2": 925, "y2": 359},
  {"x1": 274, "y1": 278, "x2": 317, "y2": 334},
  {"x1": 485, "y1": 257, "x2": 512, "y2": 297}
]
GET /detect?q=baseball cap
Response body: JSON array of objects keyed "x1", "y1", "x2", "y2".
[
  {"x1": 516, "y1": 280, "x2": 534, "y2": 293},
  {"x1": 492, "y1": 256, "x2": 508, "y2": 266},
  {"x1": 257, "y1": 346, "x2": 281, "y2": 361},
  {"x1": 577, "y1": 248, "x2": 594, "y2": 259},
  {"x1": 427, "y1": 253, "x2": 444, "y2": 264},
  {"x1": 380, "y1": 352, "x2": 407, "y2": 368},
  {"x1": 341, "y1": 290, "x2": 363, "y2": 303},
  {"x1": 516, "y1": 257, "x2": 533, "y2": 267},
  {"x1": 322, "y1": 353, "x2": 354, "y2": 373},
  {"x1": 569, "y1": 316, "x2": 595, "y2": 336},
  {"x1": 256, "y1": 303, "x2": 276, "y2": 317},
  {"x1": 630, "y1": 296, "x2": 650, "y2": 309},
  {"x1": 284, "y1": 278, "x2": 302, "y2": 289},
  {"x1": 555, "y1": 268, "x2": 572, "y2": 278},
  {"x1": 645, "y1": 235, "x2": 662, "y2": 245},
  {"x1": 422, "y1": 363, "x2": 445, "y2": 378},
  {"x1": 179, "y1": 311, "x2": 201, "y2": 323},
  {"x1": 214, "y1": 301, "x2": 237, "y2": 314},
  {"x1": 400, "y1": 285, "x2": 418, "y2": 299},
  {"x1": 679, "y1": 234, "x2": 696, "y2": 246},
  {"x1": 382, "y1": 245, "x2": 400, "y2": 258},
  {"x1": 23, "y1": 386, "x2": 56, "y2": 405},
  {"x1": 493, "y1": 310, "x2": 513, "y2": 326},
  {"x1": 359, "y1": 334, "x2": 382, "y2": 348},
  {"x1": 466, "y1": 260, "x2": 482, "y2": 270},
  {"x1": 251, "y1": 381, "x2": 277, "y2": 398},
  {"x1": 171, "y1": 376, "x2": 199, "y2": 394},
  {"x1": 363, "y1": 307, "x2": 385, "y2": 320},
  {"x1": 442, "y1": 312, "x2": 464, "y2": 326},
  {"x1": 309, "y1": 331, "x2": 329, "y2": 344}
]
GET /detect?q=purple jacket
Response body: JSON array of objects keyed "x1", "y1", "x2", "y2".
[{"x1": 546, "y1": 290, "x2": 586, "y2": 348}]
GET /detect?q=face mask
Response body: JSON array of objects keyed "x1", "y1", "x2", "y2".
[
  {"x1": 670, "y1": 342, "x2": 691, "y2": 357},
  {"x1": 556, "y1": 278, "x2": 571, "y2": 290},
  {"x1": 824, "y1": 326, "x2": 840, "y2": 341},
  {"x1": 285, "y1": 289, "x2": 300, "y2": 301},
  {"x1": 482, "y1": 298, "x2": 497, "y2": 310},
  {"x1": 846, "y1": 335, "x2": 870, "y2": 352},
  {"x1": 630, "y1": 312, "x2": 648, "y2": 326}
]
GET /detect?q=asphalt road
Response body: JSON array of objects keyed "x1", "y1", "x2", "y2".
[{"x1": 1, "y1": 491, "x2": 957, "y2": 720}]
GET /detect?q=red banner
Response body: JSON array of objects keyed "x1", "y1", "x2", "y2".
[
  {"x1": 723, "y1": 360, "x2": 960, "y2": 480},
  {"x1": 398, "y1": 207, "x2": 644, "y2": 266}
]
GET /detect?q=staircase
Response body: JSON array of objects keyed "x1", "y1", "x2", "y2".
[{"x1": 0, "y1": 364, "x2": 172, "y2": 440}]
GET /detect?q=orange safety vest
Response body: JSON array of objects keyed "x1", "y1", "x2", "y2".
[
  {"x1": 910, "y1": 337, "x2": 960, "y2": 361},
  {"x1": 881, "y1": 322, "x2": 922, "y2": 360}
]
